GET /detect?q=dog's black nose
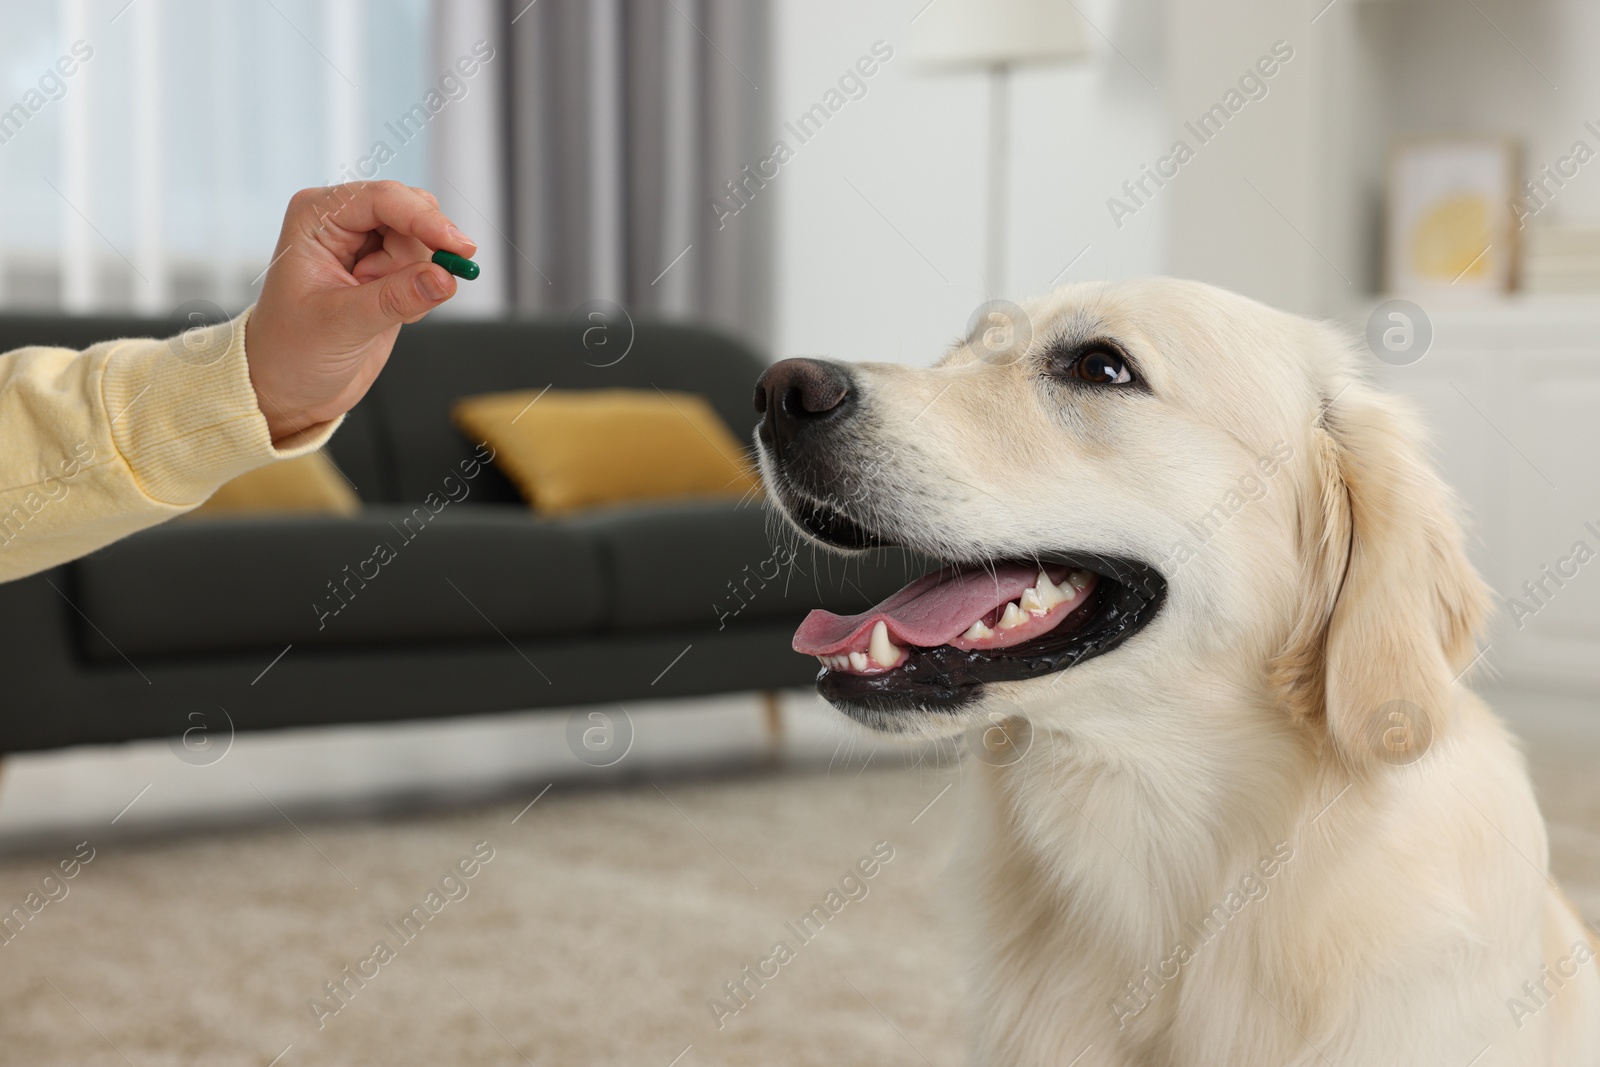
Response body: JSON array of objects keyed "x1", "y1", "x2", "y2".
[{"x1": 754, "y1": 358, "x2": 852, "y2": 455}]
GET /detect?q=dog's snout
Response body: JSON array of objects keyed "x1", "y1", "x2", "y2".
[{"x1": 755, "y1": 357, "x2": 853, "y2": 454}]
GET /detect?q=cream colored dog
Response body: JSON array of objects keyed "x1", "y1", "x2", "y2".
[{"x1": 753, "y1": 278, "x2": 1600, "y2": 1066}]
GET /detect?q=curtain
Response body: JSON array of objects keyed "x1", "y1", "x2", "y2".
[
  {"x1": 431, "y1": 0, "x2": 511, "y2": 317},
  {"x1": 504, "y1": 0, "x2": 772, "y2": 352}
]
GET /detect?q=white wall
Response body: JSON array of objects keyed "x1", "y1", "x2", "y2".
[
  {"x1": 1160, "y1": 0, "x2": 1600, "y2": 317},
  {"x1": 1365, "y1": 0, "x2": 1600, "y2": 226},
  {"x1": 769, "y1": 0, "x2": 1169, "y2": 366},
  {"x1": 1163, "y1": 0, "x2": 1339, "y2": 316}
]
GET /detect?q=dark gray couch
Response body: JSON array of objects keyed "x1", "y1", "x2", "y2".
[{"x1": 0, "y1": 314, "x2": 915, "y2": 753}]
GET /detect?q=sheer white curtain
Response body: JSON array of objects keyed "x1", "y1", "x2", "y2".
[
  {"x1": 429, "y1": 0, "x2": 507, "y2": 318},
  {"x1": 0, "y1": 0, "x2": 506, "y2": 316}
]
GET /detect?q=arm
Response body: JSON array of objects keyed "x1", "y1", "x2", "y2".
[
  {"x1": 0, "y1": 309, "x2": 329, "y2": 581},
  {"x1": 0, "y1": 181, "x2": 475, "y2": 583}
]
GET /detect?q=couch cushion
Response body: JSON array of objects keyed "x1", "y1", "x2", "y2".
[
  {"x1": 73, "y1": 506, "x2": 605, "y2": 661},
  {"x1": 370, "y1": 319, "x2": 767, "y2": 504},
  {"x1": 186, "y1": 452, "x2": 361, "y2": 518},
  {"x1": 566, "y1": 500, "x2": 928, "y2": 633},
  {"x1": 453, "y1": 388, "x2": 762, "y2": 514},
  {"x1": 321, "y1": 400, "x2": 393, "y2": 504}
]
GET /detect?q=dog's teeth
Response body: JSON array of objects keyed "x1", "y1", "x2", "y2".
[
  {"x1": 1065, "y1": 570, "x2": 1092, "y2": 592},
  {"x1": 1022, "y1": 574, "x2": 1064, "y2": 615},
  {"x1": 868, "y1": 621, "x2": 901, "y2": 668},
  {"x1": 962, "y1": 620, "x2": 994, "y2": 641},
  {"x1": 849, "y1": 651, "x2": 870, "y2": 672},
  {"x1": 998, "y1": 602, "x2": 1029, "y2": 630}
]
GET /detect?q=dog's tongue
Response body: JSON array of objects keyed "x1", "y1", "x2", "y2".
[{"x1": 793, "y1": 562, "x2": 1046, "y2": 655}]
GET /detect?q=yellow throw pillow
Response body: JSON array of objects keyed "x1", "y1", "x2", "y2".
[
  {"x1": 451, "y1": 388, "x2": 761, "y2": 515},
  {"x1": 188, "y1": 452, "x2": 361, "y2": 519}
]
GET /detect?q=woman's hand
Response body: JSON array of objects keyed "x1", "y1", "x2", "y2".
[{"x1": 245, "y1": 181, "x2": 477, "y2": 442}]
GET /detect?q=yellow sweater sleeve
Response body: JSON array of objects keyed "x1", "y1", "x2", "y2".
[{"x1": 0, "y1": 307, "x2": 341, "y2": 582}]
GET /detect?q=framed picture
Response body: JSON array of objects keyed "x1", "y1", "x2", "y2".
[{"x1": 1386, "y1": 136, "x2": 1520, "y2": 295}]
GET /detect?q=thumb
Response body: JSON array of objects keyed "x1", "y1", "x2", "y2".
[{"x1": 356, "y1": 260, "x2": 456, "y2": 331}]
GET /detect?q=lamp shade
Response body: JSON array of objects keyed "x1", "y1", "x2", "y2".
[{"x1": 911, "y1": 0, "x2": 1092, "y2": 70}]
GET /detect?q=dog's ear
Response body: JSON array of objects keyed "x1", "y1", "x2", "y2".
[{"x1": 1270, "y1": 386, "x2": 1487, "y2": 769}]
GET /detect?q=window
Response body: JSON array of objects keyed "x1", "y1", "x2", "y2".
[{"x1": 0, "y1": 0, "x2": 438, "y2": 314}]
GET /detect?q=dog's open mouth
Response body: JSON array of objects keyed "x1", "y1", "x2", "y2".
[{"x1": 785, "y1": 504, "x2": 1167, "y2": 719}]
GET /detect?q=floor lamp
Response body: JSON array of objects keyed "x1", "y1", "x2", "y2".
[{"x1": 912, "y1": 0, "x2": 1092, "y2": 298}]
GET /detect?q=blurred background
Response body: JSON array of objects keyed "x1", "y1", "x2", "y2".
[
  {"x1": 0, "y1": 1, "x2": 1597, "y2": 1064},
  {"x1": 0, "y1": 0, "x2": 1167, "y2": 350}
]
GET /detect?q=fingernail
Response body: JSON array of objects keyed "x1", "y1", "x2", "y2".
[
  {"x1": 417, "y1": 268, "x2": 450, "y2": 302},
  {"x1": 446, "y1": 223, "x2": 476, "y2": 249}
]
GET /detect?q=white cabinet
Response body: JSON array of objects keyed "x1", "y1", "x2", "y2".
[{"x1": 1371, "y1": 302, "x2": 1600, "y2": 691}]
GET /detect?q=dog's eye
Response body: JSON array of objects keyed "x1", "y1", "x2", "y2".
[{"x1": 1074, "y1": 349, "x2": 1133, "y2": 385}]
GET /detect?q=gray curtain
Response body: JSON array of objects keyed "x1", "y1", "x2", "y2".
[{"x1": 505, "y1": 0, "x2": 772, "y2": 353}]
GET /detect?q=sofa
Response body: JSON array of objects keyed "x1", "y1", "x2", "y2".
[{"x1": 0, "y1": 313, "x2": 916, "y2": 754}]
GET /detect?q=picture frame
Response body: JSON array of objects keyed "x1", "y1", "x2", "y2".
[{"x1": 1385, "y1": 135, "x2": 1520, "y2": 295}]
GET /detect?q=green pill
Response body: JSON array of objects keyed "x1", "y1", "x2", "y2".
[{"x1": 431, "y1": 249, "x2": 480, "y2": 281}]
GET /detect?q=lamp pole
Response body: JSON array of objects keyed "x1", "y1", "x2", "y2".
[{"x1": 912, "y1": 0, "x2": 1090, "y2": 298}]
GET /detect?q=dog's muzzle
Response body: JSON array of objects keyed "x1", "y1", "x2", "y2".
[{"x1": 752, "y1": 357, "x2": 1168, "y2": 727}]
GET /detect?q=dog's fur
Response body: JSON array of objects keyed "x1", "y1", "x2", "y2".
[{"x1": 759, "y1": 279, "x2": 1600, "y2": 1065}]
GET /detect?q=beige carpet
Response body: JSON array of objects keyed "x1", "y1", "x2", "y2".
[
  {"x1": 0, "y1": 740, "x2": 1596, "y2": 1067},
  {"x1": 0, "y1": 764, "x2": 968, "y2": 1067}
]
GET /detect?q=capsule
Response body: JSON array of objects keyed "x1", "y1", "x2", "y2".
[{"x1": 431, "y1": 249, "x2": 480, "y2": 280}]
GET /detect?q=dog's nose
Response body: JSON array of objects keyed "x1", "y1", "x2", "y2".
[{"x1": 754, "y1": 358, "x2": 853, "y2": 455}]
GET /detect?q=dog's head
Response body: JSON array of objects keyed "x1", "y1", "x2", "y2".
[{"x1": 755, "y1": 278, "x2": 1487, "y2": 770}]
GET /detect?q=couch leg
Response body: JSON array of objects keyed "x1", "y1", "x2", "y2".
[{"x1": 760, "y1": 691, "x2": 784, "y2": 762}]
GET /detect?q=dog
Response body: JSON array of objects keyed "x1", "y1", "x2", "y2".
[{"x1": 753, "y1": 278, "x2": 1600, "y2": 1066}]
